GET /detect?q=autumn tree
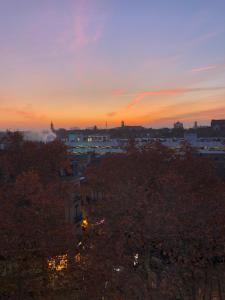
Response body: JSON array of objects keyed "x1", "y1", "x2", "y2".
[
  {"x1": 0, "y1": 131, "x2": 70, "y2": 183},
  {"x1": 2, "y1": 132, "x2": 225, "y2": 300},
  {"x1": 79, "y1": 141, "x2": 225, "y2": 300},
  {"x1": 0, "y1": 132, "x2": 77, "y2": 299}
]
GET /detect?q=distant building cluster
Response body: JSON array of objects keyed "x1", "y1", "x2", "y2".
[
  {"x1": 211, "y1": 119, "x2": 225, "y2": 131},
  {"x1": 1, "y1": 118, "x2": 225, "y2": 177},
  {"x1": 174, "y1": 121, "x2": 184, "y2": 129},
  {"x1": 1, "y1": 119, "x2": 225, "y2": 227}
]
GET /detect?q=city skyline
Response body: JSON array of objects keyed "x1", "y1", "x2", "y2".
[{"x1": 0, "y1": 0, "x2": 225, "y2": 130}]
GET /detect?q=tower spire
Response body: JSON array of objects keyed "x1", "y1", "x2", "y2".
[{"x1": 50, "y1": 121, "x2": 55, "y2": 133}]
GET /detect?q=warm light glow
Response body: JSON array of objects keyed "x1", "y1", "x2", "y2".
[
  {"x1": 48, "y1": 254, "x2": 68, "y2": 271},
  {"x1": 81, "y1": 218, "x2": 89, "y2": 229},
  {"x1": 75, "y1": 253, "x2": 81, "y2": 263},
  {"x1": 0, "y1": 1, "x2": 225, "y2": 130}
]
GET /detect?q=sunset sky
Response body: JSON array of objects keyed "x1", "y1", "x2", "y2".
[{"x1": 0, "y1": 0, "x2": 225, "y2": 130}]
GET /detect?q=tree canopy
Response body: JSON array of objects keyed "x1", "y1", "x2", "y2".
[
  {"x1": 1, "y1": 133, "x2": 225, "y2": 300},
  {"x1": 80, "y1": 141, "x2": 225, "y2": 300}
]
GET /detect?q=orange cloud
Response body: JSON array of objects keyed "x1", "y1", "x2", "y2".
[
  {"x1": 108, "y1": 87, "x2": 225, "y2": 122},
  {"x1": 151, "y1": 106, "x2": 225, "y2": 126},
  {"x1": 125, "y1": 87, "x2": 225, "y2": 110},
  {"x1": 0, "y1": 106, "x2": 48, "y2": 129},
  {"x1": 126, "y1": 88, "x2": 188, "y2": 109},
  {"x1": 107, "y1": 111, "x2": 117, "y2": 117},
  {"x1": 0, "y1": 107, "x2": 36, "y2": 119}
]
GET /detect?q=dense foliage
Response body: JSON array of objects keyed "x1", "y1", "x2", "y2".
[
  {"x1": 1, "y1": 133, "x2": 225, "y2": 300},
  {"x1": 0, "y1": 132, "x2": 75, "y2": 299},
  {"x1": 81, "y1": 141, "x2": 225, "y2": 300}
]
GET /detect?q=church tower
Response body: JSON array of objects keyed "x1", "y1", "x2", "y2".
[{"x1": 50, "y1": 121, "x2": 55, "y2": 133}]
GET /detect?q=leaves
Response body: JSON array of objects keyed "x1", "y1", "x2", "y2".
[
  {"x1": 0, "y1": 133, "x2": 75, "y2": 298},
  {"x1": 81, "y1": 141, "x2": 225, "y2": 299}
]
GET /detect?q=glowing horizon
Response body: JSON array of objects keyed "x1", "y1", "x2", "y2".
[{"x1": 0, "y1": 0, "x2": 225, "y2": 130}]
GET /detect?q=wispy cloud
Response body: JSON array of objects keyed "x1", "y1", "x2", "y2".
[
  {"x1": 186, "y1": 30, "x2": 223, "y2": 49},
  {"x1": 191, "y1": 65, "x2": 217, "y2": 73},
  {"x1": 108, "y1": 86, "x2": 225, "y2": 117},
  {"x1": 193, "y1": 31, "x2": 219, "y2": 44},
  {"x1": 0, "y1": 106, "x2": 47, "y2": 122},
  {"x1": 126, "y1": 89, "x2": 188, "y2": 110},
  {"x1": 73, "y1": 0, "x2": 105, "y2": 49},
  {"x1": 107, "y1": 111, "x2": 117, "y2": 117},
  {"x1": 0, "y1": 107, "x2": 35, "y2": 119},
  {"x1": 151, "y1": 106, "x2": 225, "y2": 126},
  {"x1": 55, "y1": 0, "x2": 106, "y2": 54},
  {"x1": 125, "y1": 87, "x2": 225, "y2": 110},
  {"x1": 112, "y1": 89, "x2": 126, "y2": 96}
]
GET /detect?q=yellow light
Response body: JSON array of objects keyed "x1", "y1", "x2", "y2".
[
  {"x1": 75, "y1": 253, "x2": 81, "y2": 263},
  {"x1": 48, "y1": 254, "x2": 68, "y2": 271},
  {"x1": 81, "y1": 218, "x2": 89, "y2": 229}
]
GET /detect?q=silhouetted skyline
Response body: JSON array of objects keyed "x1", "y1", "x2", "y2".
[{"x1": 0, "y1": 0, "x2": 225, "y2": 130}]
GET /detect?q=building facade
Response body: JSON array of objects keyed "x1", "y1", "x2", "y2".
[{"x1": 211, "y1": 119, "x2": 225, "y2": 130}]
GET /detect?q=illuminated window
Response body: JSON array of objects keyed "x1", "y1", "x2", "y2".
[
  {"x1": 81, "y1": 218, "x2": 89, "y2": 230},
  {"x1": 48, "y1": 254, "x2": 68, "y2": 271}
]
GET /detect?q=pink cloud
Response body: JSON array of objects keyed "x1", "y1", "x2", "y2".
[
  {"x1": 187, "y1": 31, "x2": 222, "y2": 48},
  {"x1": 0, "y1": 107, "x2": 35, "y2": 119},
  {"x1": 125, "y1": 87, "x2": 225, "y2": 110},
  {"x1": 151, "y1": 106, "x2": 225, "y2": 126},
  {"x1": 0, "y1": 106, "x2": 47, "y2": 121},
  {"x1": 126, "y1": 88, "x2": 189, "y2": 109},
  {"x1": 56, "y1": 0, "x2": 105, "y2": 53},
  {"x1": 112, "y1": 89, "x2": 126, "y2": 96},
  {"x1": 108, "y1": 86, "x2": 225, "y2": 118},
  {"x1": 107, "y1": 111, "x2": 117, "y2": 117},
  {"x1": 73, "y1": 0, "x2": 105, "y2": 49},
  {"x1": 191, "y1": 65, "x2": 217, "y2": 73},
  {"x1": 108, "y1": 88, "x2": 189, "y2": 117}
]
